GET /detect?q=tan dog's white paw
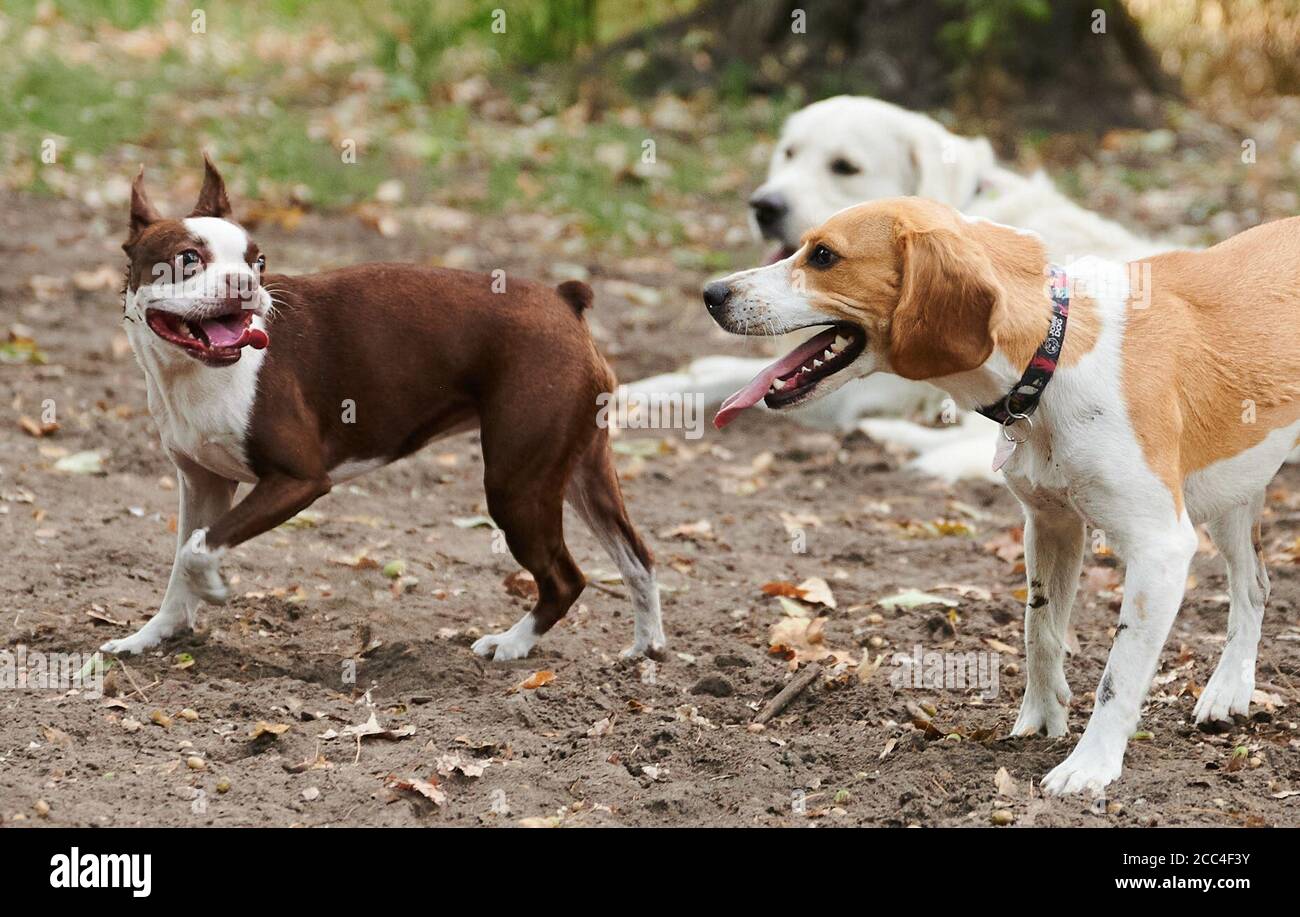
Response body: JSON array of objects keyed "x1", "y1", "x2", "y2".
[
  {"x1": 1193, "y1": 656, "x2": 1254, "y2": 724},
  {"x1": 1041, "y1": 742, "x2": 1122, "y2": 796}
]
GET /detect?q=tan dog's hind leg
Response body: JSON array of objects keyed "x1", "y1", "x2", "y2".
[{"x1": 1195, "y1": 495, "x2": 1269, "y2": 723}]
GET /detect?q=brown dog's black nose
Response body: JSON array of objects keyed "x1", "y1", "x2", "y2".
[
  {"x1": 748, "y1": 191, "x2": 788, "y2": 229},
  {"x1": 702, "y1": 281, "x2": 731, "y2": 315}
]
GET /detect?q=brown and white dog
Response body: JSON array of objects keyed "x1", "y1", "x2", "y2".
[
  {"x1": 103, "y1": 156, "x2": 666, "y2": 662},
  {"x1": 703, "y1": 196, "x2": 1300, "y2": 794}
]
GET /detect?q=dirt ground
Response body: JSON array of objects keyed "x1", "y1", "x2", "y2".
[{"x1": 1, "y1": 189, "x2": 1298, "y2": 828}]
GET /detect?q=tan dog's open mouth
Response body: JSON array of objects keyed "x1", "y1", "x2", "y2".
[
  {"x1": 714, "y1": 322, "x2": 866, "y2": 428},
  {"x1": 146, "y1": 307, "x2": 268, "y2": 366}
]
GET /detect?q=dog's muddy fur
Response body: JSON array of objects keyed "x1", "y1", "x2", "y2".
[{"x1": 2, "y1": 192, "x2": 1297, "y2": 827}]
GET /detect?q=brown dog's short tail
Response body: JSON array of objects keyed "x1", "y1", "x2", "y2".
[{"x1": 556, "y1": 280, "x2": 594, "y2": 314}]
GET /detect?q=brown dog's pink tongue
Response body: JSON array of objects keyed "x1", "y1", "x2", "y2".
[
  {"x1": 200, "y1": 315, "x2": 248, "y2": 348},
  {"x1": 713, "y1": 326, "x2": 841, "y2": 429}
]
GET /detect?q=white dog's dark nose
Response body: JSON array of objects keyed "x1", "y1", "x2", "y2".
[
  {"x1": 702, "y1": 281, "x2": 731, "y2": 316},
  {"x1": 748, "y1": 191, "x2": 788, "y2": 229}
]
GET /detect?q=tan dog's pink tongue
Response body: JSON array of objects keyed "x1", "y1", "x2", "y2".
[{"x1": 713, "y1": 327, "x2": 841, "y2": 429}]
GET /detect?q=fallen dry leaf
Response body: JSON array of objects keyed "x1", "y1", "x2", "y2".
[
  {"x1": 658, "y1": 519, "x2": 714, "y2": 542},
  {"x1": 994, "y1": 766, "x2": 1019, "y2": 798},
  {"x1": 19, "y1": 415, "x2": 59, "y2": 438},
  {"x1": 769, "y1": 615, "x2": 856, "y2": 666},
  {"x1": 336, "y1": 712, "x2": 415, "y2": 741},
  {"x1": 250, "y1": 721, "x2": 291, "y2": 739},
  {"x1": 503, "y1": 570, "x2": 538, "y2": 600},
  {"x1": 797, "y1": 576, "x2": 837, "y2": 609},
  {"x1": 517, "y1": 670, "x2": 555, "y2": 691},
  {"x1": 761, "y1": 580, "x2": 806, "y2": 599},
  {"x1": 386, "y1": 774, "x2": 446, "y2": 805}
]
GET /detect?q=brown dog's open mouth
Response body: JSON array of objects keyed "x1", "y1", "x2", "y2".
[
  {"x1": 145, "y1": 307, "x2": 268, "y2": 365},
  {"x1": 714, "y1": 323, "x2": 866, "y2": 428}
]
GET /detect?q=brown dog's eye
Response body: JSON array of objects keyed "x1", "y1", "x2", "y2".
[
  {"x1": 807, "y1": 244, "x2": 839, "y2": 269},
  {"x1": 255, "y1": 254, "x2": 267, "y2": 272},
  {"x1": 830, "y1": 158, "x2": 860, "y2": 176},
  {"x1": 178, "y1": 249, "x2": 201, "y2": 279}
]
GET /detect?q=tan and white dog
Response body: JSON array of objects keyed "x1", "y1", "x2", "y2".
[
  {"x1": 702, "y1": 196, "x2": 1300, "y2": 794},
  {"x1": 628, "y1": 96, "x2": 1174, "y2": 481}
]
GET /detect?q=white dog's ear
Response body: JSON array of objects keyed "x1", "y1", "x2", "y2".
[
  {"x1": 888, "y1": 224, "x2": 1006, "y2": 380},
  {"x1": 907, "y1": 124, "x2": 995, "y2": 208}
]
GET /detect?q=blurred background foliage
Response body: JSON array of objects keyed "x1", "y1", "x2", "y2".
[{"x1": 1, "y1": 0, "x2": 1298, "y2": 252}]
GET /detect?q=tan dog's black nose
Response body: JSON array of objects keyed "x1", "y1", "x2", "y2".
[{"x1": 703, "y1": 281, "x2": 731, "y2": 316}]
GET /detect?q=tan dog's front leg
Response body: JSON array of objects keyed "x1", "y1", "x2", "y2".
[
  {"x1": 1010, "y1": 504, "x2": 1084, "y2": 737},
  {"x1": 180, "y1": 473, "x2": 331, "y2": 602},
  {"x1": 102, "y1": 461, "x2": 236, "y2": 655}
]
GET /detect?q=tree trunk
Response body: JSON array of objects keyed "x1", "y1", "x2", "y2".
[{"x1": 594, "y1": 0, "x2": 1178, "y2": 132}]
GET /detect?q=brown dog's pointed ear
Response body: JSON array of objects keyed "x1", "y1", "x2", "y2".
[
  {"x1": 189, "y1": 152, "x2": 232, "y2": 219},
  {"x1": 125, "y1": 167, "x2": 163, "y2": 249},
  {"x1": 888, "y1": 226, "x2": 1006, "y2": 381}
]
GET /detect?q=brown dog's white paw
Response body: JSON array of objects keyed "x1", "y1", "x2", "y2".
[
  {"x1": 472, "y1": 614, "x2": 538, "y2": 661},
  {"x1": 101, "y1": 610, "x2": 187, "y2": 655},
  {"x1": 179, "y1": 529, "x2": 230, "y2": 605}
]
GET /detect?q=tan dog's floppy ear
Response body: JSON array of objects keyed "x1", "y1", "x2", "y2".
[
  {"x1": 124, "y1": 166, "x2": 162, "y2": 250},
  {"x1": 189, "y1": 151, "x2": 232, "y2": 219},
  {"x1": 888, "y1": 225, "x2": 1006, "y2": 380}
]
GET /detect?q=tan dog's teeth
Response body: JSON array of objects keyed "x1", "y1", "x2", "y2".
[
  {"x1": 834, "y1": 335, "x2": 848, "y2": 350},
  {"x1": 771, "y1": 378, "x2": 786, "y2": 391},
  {"x1": 823, "y1": 349, "x2": 834, "y2": 360},
  {"x1": 812, "y1": 359, "x2": 822, "y2": 369}
]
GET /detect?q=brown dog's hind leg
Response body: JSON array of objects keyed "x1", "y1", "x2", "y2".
[
  {"x1": 472, "y1": 469, "x2": 587, "y2": 662},
  {"x1": 567, "y1": 433, "x2": 666, "y2": 659}
]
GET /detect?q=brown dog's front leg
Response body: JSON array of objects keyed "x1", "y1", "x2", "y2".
[{"x1": 177, "y1": 474, "x2": 331, "y2": 604}]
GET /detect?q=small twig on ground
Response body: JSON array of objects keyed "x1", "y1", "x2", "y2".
[
  {"x1": 117, "y1": 659, "x2": 149, "y2": 703},
  {"x1": 588, "y1": 582, "x2": 627, "y2": 599},
  {"x1": 754, "y1": 662, "x2": 822, "y2": 725}
]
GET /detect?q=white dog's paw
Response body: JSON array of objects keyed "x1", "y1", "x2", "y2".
[
  {"x1": 1041, "y1": 744, "x2": 1122, "y2": 796},
  {"x1": 180, "y1": 529, "x2": 229, "y2": 605},
  {"x1": 1193, "y1": 658, "x2": 1254, "y2": 724},
  {"x1": 1011, "y1": 678, "x2": 1071, "y2": 737},
  {"x1": 100, "y1": 613, "x2": 185, "y2": 655},
  {"x1": 472, "y1": 615, "x2": 537, "y2": 661}
]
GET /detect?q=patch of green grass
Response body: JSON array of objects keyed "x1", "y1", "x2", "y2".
[
  {"x1": 5, "y1": 0, "x2": 165, "y2": 30},
  {"x1": 227, "y1": 113, "x2": 394, "y2": 207},
  {"x1": 0, "y1": 57, "x2": 143, "y2": 156}
]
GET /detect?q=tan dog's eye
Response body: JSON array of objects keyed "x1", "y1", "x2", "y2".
[
  {"x1": 830, "y1": 158, "x2": 860, "y2": 176},
  {"x1": 807, "y1": 244, "x2": 839, "y2": 268},
  {"x1": 785, "y1": 147, "x2": 796, "y2": 160}
]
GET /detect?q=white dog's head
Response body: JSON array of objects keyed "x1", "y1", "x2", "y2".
[
  {"x1": 122, "y1": 155, "x2": 271, "y2": 369},
  {"x1": 749, "y1": 96, "x2": 997, "y2": 259}
]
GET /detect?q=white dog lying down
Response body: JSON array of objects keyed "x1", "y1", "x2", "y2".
[{"x1": 626, "y1": 96, "x2": 1171, "y2": 480}]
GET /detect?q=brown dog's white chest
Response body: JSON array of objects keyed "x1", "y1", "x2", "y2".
[{"x1": 128, "y1": 320, "x2": 262, "y2": 484}]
